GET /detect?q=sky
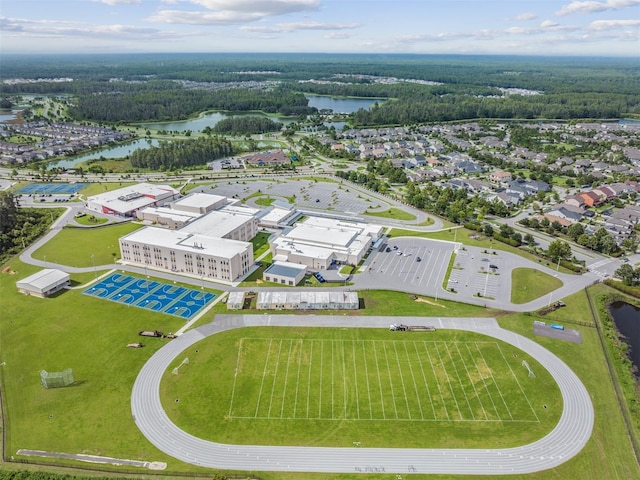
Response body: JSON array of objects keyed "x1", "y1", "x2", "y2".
[{"x1": 0, "y1": 0, "x2": 639, "y2": 56}]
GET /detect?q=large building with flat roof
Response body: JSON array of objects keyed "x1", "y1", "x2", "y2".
[
  {"x1": 87, "y1": 183, "x2": 180, "y2": 217},
  {"x1": 119, "y1": 227, "x2": 253, "y2": 282},
  {"x1": 270, "y1": 217, "x2": 383, "y2": 270}
]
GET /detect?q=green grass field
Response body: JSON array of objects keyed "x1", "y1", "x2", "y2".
[
  {"x1": 364, "y1": 207, "x2": 416, "y2": 221},
  {"x1": 161, "y1": 326, "x2": 560, "y2": 449},
  {"x1": 511, "y1": 268, "x2": 563, "y2": 304},
  {"x1": 32, "y1": 222, "x2": 142, "y2": 267}
]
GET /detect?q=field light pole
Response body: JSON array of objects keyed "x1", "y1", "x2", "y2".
[{"x1": 91, "y1": 254, "x2": 96, "y2": 278}]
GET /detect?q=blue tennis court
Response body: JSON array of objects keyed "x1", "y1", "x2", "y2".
[
  {"x1": 17, "y1": 183, "x2": 87, "y2": 194},
  {"x1": 83, "y1": 274, "x2": 216, "y2": 319}
]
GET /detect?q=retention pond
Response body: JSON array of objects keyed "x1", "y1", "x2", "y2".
[{"x1": 608, "y1": 301, "x2": 640, "y2": 376}]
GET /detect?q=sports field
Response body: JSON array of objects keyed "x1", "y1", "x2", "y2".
[
  {"x1": 17, "y1": 183, "x2": 87, "y2": 194},
  {"x1": 84, "y1": 273, "x2": 215, "y2": 319},
  {"x1": 162, "y1": 326, "x2": 560, "y2": 449},
  {"x1": 229, "y1": 337, "x2": 538, "y2": 423}
]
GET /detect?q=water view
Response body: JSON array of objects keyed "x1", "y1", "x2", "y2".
[
  {"x1": 609, "y1": 301, "x2": 640, "y2": 376},
  {"x1": 306, "y1": 95, "x2": 385, "y2": 114},
  {"x1": 50, "y1": 139, "x2": 160, "y2": 169}
]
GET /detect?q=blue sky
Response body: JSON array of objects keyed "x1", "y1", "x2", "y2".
[{"x1": 1, "y1": 0, "x2": 639, "y2": 56}]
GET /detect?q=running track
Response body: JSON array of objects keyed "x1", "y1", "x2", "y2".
[{"x1": 131, "y1": 315, "x2": 594, "y2": 475}]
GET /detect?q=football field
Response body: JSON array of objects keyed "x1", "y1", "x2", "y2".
[{"x1": 228, "y1": 337, "x2": 539, "y2": 424}]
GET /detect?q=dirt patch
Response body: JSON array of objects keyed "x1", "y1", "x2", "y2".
[
  {"x1": 414, "y1": 297, "x2": 445, "y2": 308},
  {"x1": 2, "y1": 266, "x2": 17, "y2": 274}
]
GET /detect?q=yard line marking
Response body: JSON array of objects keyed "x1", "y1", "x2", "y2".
[
  {"x1": 433, "y1": 342, "x2": 461, "y2": 420},
  {"x1": 413, "y1": 341, "x2": 436, "y2": 420},
  {"x1": 267, "y1": 339, "x2": 283, "y2": 418},
  {"x1": 444, "y1": 342, "x2": 475, "y2": 420},
  {"x1": 352, "y1": 341, "x2": 360, "y2": 419},
  {"x1": 455, "y1": 342, "x2": 488, "y2": 421},
  {"x1": 403, "y1": 341, "x2": 424, "y2": 420},
  {"x1": 383, "y1": 341, "x2": 399, "y2": 419},
  {"x1": 393, "y1": 341, "x2": 412, "y2": 419},
  {"x1": 331, "y1": 340, "x2": 335, "y2": 419},
  {"x1": 372, "y1": 340, "x2": 386, "y2": 420},
  {"x1": 293, "y1": 339, "x2": 303, "y2": 419},
  {"x1": 342, "y1": 340, "x2": 347, "y2": 419},
  {"x1": 467, "y1": 342, "x2": 500, "y2": 420},
  {"x1": 280, "y1": 339, "x2": 294, "y2": 419},
  {"x1": 362, "y1": 340, "x2": 373, "y2": 419},
  {"x1": 228, "y1": 337, "x2": 244, "y2": 417},
  {"x1": 475, "y1": 342, "x2": 512, "y2": 420},
  {"x1": 255, "y1": 339, "x2": 274, "y2": 418},
  {"x1": 318, "y1": 340, "x2": 324, "y2": 419},
  {"x1": 306, "y1": 340, "x2": 314, "y2": 420},
  {"x1": 423, "y1": 341, "x2": 449, "y2": 420},
  {"x1": 497, "y1": 344, "x2": 539, "y2": 422}
]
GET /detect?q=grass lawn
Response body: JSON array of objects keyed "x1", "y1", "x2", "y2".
[
  {"x1": 251, "y1": 231, "x2": 272, "y2": 259},
  {"x1": 0, "y1": 260, "x2": 190, "y2": 471},
  {"x1": 32, "y1": 222, "x2": 142, "y2": 267},
  {"x1": 364, "y1": 207, "x2": 416, "y2": 221},
  {"x1": 511, "y1": 268, "x2": 563, "y2": 304},
  {"x1": 161, "y1": 326, "x2": 561, "y2": 449},
  {"x1": 73, "y1": 214, "x2": 108, "y2": 226},
  {"x1": 254, "y1": 197, "x2": 276, "y2": 206}
]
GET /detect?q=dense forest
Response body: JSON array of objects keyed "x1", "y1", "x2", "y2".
[
  {"x1": 2, "y1": 53, "x2": 639, "y2": 125},
  {"x1": 0, "y1": 192, "x2": 55, "y2": 265},
  {"x1": 212, "y1": 116, "x2": 281, "y2": 134},
  {"x1": 128, "y1": 136, "x2": 236, "y2": 169}
]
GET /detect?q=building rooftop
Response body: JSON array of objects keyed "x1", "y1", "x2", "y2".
[
  {"x1": 265, "y1": 261, "x2": 307, "y2": 278},
  {"x1": 172, "y1": 193, "x2": 227, "y2": 210},
  {"x1": 181, "y1": 210, "x2": 255, "y2": 238}
]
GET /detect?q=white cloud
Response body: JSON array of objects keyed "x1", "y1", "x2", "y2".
[
  {"x1": 516, "y1": 12, "x2": 538, "y2": 21},
  {"x1": 246, "y1": 21, "x2": 358, "y2": 32},
  {"x1": 94, "y1": 0, "x2": 142, "y2": 5},
  {"x1": 588, "y1": 18, "x2": 640, "y2": 29},
  {"x1": 148, "y1": 0, "x2": 321, "y2": 25},
  {"x1": 324, "y1": 32, "x2": 351, "y2": 39},
  {"x1": 556, "y1": 0, "x2": 640, "y2": 16}
]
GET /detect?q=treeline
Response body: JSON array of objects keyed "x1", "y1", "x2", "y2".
[
  {"x1": 70, "y1": 87, "x2": 314, "y2": 123},
  {"x1": 129, "y1": 136, "x2": 236, "y2": 170},
  {"x1": 351, "y1": 92, "x2": 639, "y2": 126},
  {"x1": 0, "y1": 192, "x2": 55, "y2": 265},
  {"x1": 403, "y1": 182, "x2": 513, "y2": 222},
  {"x1": 212, "y1": 116, "x2": 281, "y2": 134}
]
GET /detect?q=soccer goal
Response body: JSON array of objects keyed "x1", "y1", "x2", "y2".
[{"x1": 40, "y1": 368, "x2": 75, "y2": 388}]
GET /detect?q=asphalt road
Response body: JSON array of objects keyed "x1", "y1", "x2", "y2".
[{"x1": 131, "y1": 315, "x2": 593, "y2": 475}]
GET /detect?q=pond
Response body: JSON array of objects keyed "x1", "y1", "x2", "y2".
[
  {"x1": 50, "y1": 139, "x2": 160, "y2": 169},
  {"x1": 137, "y1": 112, "x2": 295, "y2": 133},
  {"x1": 608, "y1": 301, "x2": 640, "y2": 376},
  {"x1": 306, "y1": 95, "x2": 385, "y2": 114}
]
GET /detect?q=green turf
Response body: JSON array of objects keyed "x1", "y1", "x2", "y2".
[
  {"x1": 254, "y1": 196, "x2": 276, "y2": 206},
  {"x1": 72, "y1": 214, "x2": 108, "y2": 226},
  {"x1": 31, "y1": 222, "x2": 142, "y2": 267},
  {"x1": 251, "y1": 231, "x2": 272, "y2": 259},
  {"x1": 511, "y1": 268, "x2": 563, "y2": 304},
  {"x1": 364, "y1": 207, "x2": 416, "y2": 221},
  {"x1": 161, "y1": 326, "x2": 561, "y2": 448}
]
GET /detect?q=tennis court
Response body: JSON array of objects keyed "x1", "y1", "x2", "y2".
[
  {"x1": 83, "y1": 274, "x2": 215, "y2": 319},
  {"x1": 17, "y1": 183, "x2": 87, "y2": 194}
]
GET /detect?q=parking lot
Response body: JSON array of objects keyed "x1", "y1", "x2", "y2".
[
  {"x1": 197, "y1": 178, "x2": 383, "y2": 215},
  {"x1": 449, "y1": 249, "x2": 505, "y2": 300},
  {"x1": 359, "y1": 238, "x2": 455, "y2": 294}
]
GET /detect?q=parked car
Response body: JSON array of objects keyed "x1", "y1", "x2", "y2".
[{"x1": 489, "y1": 264, "x2": 498, "y2": 269}]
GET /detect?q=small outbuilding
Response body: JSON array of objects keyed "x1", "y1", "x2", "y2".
[
  {"x1": 226, "y1": 291, "x2": 246, "y2": 310},
  {"x1": 263, "y1": 261, "x2": 307, "y2": 286},
  {"x1": 16, "y1": 268, "x2": 70, "y2": 298},
  {"x1": 256, "y1": 291, "x2": 359, "y2": 310}
]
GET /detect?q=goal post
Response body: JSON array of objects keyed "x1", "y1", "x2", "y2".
[{"x1": 40, "y1": 368, "x2": 74, "y2": 388}]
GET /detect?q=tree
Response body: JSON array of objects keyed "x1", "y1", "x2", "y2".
[
  {"x1": 547, "y1": 239, "x2": 572, "y2": 262},
  {"x1": 567, "y1": 222, "x2": 585, "y2": 241},
  {"x1": 524, "y1": 233, "x2": 536, "y2": 246},
  {"x1": 483, "y1": 223, "x2": 494, "y2": 237},
  {"x1": 614, "y1": 263, "x2": 638, "y2": 286}
]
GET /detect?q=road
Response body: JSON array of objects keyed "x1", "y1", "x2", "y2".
[{"x1": 131, "y1": 314, "x2": 594, "y2": 475}]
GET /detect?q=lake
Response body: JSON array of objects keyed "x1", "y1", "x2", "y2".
[
  {"x1": 137, "y1": 112, "x2": 295, "y2": 133},
  {"x1": 50, "y1": 139, "x2": 160, "y2": 169},
  {"x1": 306, "y1": 95, "x2": 385, "y2": 114},
  {"x1": 608, "y1": 301, "x2": 640, "y2": 376}
]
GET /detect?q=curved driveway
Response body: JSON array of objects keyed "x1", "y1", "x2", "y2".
[{"x1": 131, "y1": 315, "x2": 593, "y2": 475}]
